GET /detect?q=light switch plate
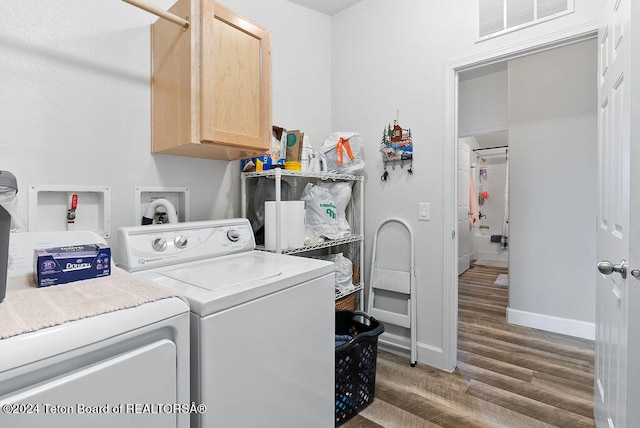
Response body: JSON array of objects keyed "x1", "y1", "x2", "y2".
[{"x1": 419, "y1": 202, "x2": 430, "y2": 221}]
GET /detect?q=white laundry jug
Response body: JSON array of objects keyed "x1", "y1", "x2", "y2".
[{"x1": 300, "y1": 136, "x2": 326, "y2": 173}]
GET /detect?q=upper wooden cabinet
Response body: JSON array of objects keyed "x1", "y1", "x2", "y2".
[{"x1": 151, "y1": 0, "x2": 272, "y2": 160}]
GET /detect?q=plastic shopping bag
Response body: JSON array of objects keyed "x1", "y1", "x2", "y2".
[
  {"x1": 301, "y1": 183, "x2": 347, "y2": 241},
  {"x1": 320, "y1": 132, "x2": 365, "y2": 175}
]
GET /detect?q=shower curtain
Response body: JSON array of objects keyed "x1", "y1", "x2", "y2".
[{"x1": 501, "y1": 154, "x2": 509, "y2": 249}]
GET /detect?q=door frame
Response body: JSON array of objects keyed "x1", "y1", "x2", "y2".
[
  {"x1": 457, "y1": 139, "x2": 472, "y2": 275},
  {"x1": 442, "y1": 22, "x2": 601, "y2": 372}
]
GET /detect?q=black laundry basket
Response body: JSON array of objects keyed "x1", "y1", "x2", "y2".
[{"x1": 335, "y1": 310, "x2": 384, "y2": 426}]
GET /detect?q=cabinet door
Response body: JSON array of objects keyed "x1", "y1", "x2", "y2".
[{"x1": 200, "y1": 1, "x2": 271, "y2": 152}]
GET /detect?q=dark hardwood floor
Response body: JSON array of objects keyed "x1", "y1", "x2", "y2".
[{"x1": 342, "y1": 263, "x2": 595, "y2": 427}]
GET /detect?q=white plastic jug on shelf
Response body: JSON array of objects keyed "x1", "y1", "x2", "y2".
[{"x1": 300, "y1": 136, "x2": 326, "y2": 173}]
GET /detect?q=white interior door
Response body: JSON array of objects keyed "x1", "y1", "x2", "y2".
[
  {"x1": 458, "y1": 140, "x2": 471, "y2": 273},
  {"x1": 595, "y1": 1, "x2": 631, "y2": 427}
]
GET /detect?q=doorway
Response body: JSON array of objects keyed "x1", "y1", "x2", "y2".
[
  {"x1": 458, "y1": 39, "x2": 598, "y2": 334},
  {"x1": 442, "y1": 30, "x2": 600, "y2": 372}
]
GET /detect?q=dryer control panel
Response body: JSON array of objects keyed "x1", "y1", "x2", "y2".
[{"x1": 117, "y1": 219, "x2": 255, "y2": 272}]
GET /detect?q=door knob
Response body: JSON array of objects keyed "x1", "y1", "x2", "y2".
[{"x1": 597, "y1": 260, "x2": 627, "y2": 279}]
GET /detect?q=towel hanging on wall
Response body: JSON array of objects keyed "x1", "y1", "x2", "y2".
[
  {"x1": 501, "y1": 155, "x2": 509, "y2": 249},
  {"x1": 469, "y1": 176, "x2": 479, "y2": 227}
]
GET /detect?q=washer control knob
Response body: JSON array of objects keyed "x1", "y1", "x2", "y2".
[
  {"x1": 152, "y1": 238, "x2": 167, "y2": 252},
  {"x1": 174, "y1": 235, "x2": 188, "y2": 249},
  {"x1": 227, "y1": 229, "x2": 241, "y2": 242}
]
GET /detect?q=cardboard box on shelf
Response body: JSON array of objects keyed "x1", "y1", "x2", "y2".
[{"x1": 286, "y1": 130, "x2": 304, "y2": 163}]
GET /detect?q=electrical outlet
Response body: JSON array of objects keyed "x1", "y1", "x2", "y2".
[{"x1": 419, "y1": 202, "x2": 430, "y2": 221}]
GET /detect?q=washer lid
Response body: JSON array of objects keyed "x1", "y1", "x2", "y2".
[
  {"x1": 158, "y1": 252, "x2": 302, "y2": 291},
  {"x1": 147, "y1": 251, "x2": 334, "y2": 316}
]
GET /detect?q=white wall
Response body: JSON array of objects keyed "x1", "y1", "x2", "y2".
[
  {"x1": 0, "y1": 0, "x2": 331, "y2": 259},
  {"x1": 458, "y1": 68, "x2": 509, "y2": 137},
  {"x1": 331, "y1": 0, "x2": 603, "y2": 368},
  {"x1": 507, "y1": 39, "x2": 597, "y2": 337}
]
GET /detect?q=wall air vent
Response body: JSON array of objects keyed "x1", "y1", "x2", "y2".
[{"x1": 478, "y1": 0, "x2": 574, "y2": 41}]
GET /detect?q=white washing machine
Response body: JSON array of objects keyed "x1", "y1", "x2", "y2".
[
  {"x1": 118, "y1": 218, "x2": 335, "y2": 428},
  {"x1": 0, "y1": 231, "x2": 191, "y2": 428}
]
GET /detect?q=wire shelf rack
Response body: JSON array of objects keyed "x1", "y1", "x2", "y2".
[
  {"x1": 255, "y1": 235, "x2": 364, "y2": 255},
  {"x1": 243, "y1": 170, "x2": 364, "y2": 182}
]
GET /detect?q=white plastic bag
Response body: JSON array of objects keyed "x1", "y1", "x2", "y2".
[
  {"x1": 320, "y1": 132, "x2": 365, "y2": 175},
  {"x1": 319, "y1": 253, "x2": 354, "y2": 293},
  {"x1": 0, "y1": 174, "x2": 22, "y2": 231},
  {"x1": 317, "y1": 181, "x2": 352, "y2": 237},
  {"x1": 300, "y1": 183, "x2": 347, "y2": 240}
]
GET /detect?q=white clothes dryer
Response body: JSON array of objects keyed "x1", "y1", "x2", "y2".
[
  {"x1": 0, "y1": 231, "x2": 191, "y2": 428},
  {"x1": 118, "y1": 218, "x2": 335, "y2": 428}
]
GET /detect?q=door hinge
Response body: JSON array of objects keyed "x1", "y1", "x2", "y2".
[{"x1": 452, "y1": 230, "x2": 456, "y2": 239}]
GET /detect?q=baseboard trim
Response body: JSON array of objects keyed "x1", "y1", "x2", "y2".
[{"x1": 506, "y1": 307, "x2": 595, "y2": 340}]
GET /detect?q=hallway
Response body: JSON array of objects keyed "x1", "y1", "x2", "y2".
[{"x1": 343, "y1": 264, "x2": 595, "y2": 427}]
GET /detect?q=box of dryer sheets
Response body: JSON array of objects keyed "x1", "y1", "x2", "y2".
[{"x1": 34, "y1": 244, "x2": 111, "y2": 287}]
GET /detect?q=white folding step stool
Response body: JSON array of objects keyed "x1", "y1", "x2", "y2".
[{"x1": 366, "y1": 218, "x2": 417, "y2": 366}]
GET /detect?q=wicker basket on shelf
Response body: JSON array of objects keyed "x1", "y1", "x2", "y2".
[
  {"x1": 335, "y1": 292, "x2": 356, "y2": 311},
  {"x1": 352, "y1": 264, "x2": 360, "y2": 285},
  {"x1": 335, "y1": 263, "x2": 360, "y2": 311}
]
